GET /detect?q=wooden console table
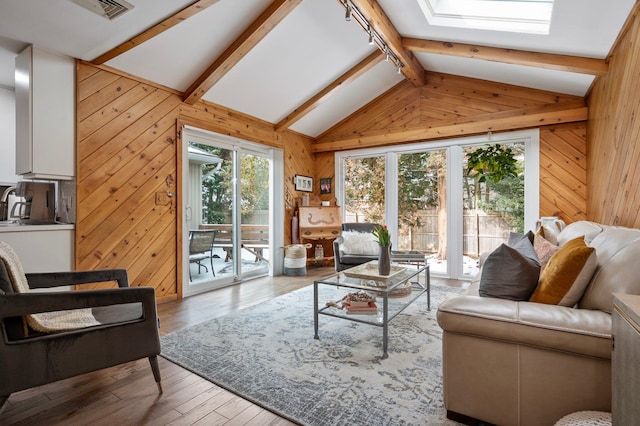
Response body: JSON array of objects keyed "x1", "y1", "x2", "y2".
[{"x1": 298, "y1": 206, "x2": 341, "y2": 266}]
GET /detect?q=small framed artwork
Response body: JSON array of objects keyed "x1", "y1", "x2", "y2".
[
  {"x1": 294, "y1": 175, "x2": 313, "y2": 192},
  {"x1": 319, "y1": 178, "x2": 332, "y2": 194}
]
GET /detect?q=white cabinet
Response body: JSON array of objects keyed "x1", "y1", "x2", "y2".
[
  {"x1": 15, "y1": 45, "x2": 75, "y2": 180},
  {"x1": 0, "y1": 225, "x2": 74, "y2": 272}
]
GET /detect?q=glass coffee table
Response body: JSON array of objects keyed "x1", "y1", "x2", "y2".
[{"x1": 313, "y1": 262, "x2": 430, "y2": 359}]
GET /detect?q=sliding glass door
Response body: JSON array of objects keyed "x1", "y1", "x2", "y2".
[
  {"x1": 182, "y1": 126, "x2": 282, "y2": 296},
  {"x1": 336, "y1": 130, "x2": 539, "y2": 279}
]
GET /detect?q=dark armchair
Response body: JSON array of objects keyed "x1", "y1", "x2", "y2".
[
  {"x1": 0, "y1": 242, "x2": 161, "y2": 411},
  {"x1": 333, "y1": 222, "x2": 381, "y2": 272}
]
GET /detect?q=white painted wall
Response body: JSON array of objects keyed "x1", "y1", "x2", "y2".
[{"x1": 0, "y1": 87, "x2": 19, "y2": 184}]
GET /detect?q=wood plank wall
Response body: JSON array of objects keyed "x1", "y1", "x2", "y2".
[
  {"x1": 76, "y1": 60, "x2": 593, "y2": 301},
  {"x1": 76, "y1": 62, "x2": 314, "y2": 301},
  {"x1": 587, "y1": 8, "x2": 640, "y2": 228},
  {"x1": 315, "y1": 73, "x2": 588, "y2": 224}
]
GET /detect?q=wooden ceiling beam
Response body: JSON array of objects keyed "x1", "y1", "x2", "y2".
[
  {"x1": 312, "y1": 102, "x2": 588, "y2": 152},
  {"x1": 91, "y1": 0, "x2": 222, "y2": 65},
  {"x1": 348, "y1": 0, "x2": 426, "y2": 87},
  {"x1": 275, "y1": 51, "x2": 383, "y2": 132},
  {"x1": 403, "y1": 38, "x2": 609, "y2": 76},
  {"x1": 183, "y1": 0, "x2": 302, "y2": 105}
]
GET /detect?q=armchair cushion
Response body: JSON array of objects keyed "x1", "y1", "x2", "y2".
[
  {"x1": 0, "y1": 241, "x2": 99, "y2": 333},
  {"x1": 340, "y1": 230, "x2": 378, "y2": 255}
]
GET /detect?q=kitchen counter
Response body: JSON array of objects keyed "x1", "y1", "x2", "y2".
[{"x1": 0, "y1": 222, "x2": 75, "y2": 232}]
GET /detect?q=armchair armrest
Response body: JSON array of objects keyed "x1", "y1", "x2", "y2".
[
  {"x1": 0, "y1": 287, "x2": 156, "y2": 321},
  {"x1": 25, "y1": 269, "x2": 129, "y2": 289}
]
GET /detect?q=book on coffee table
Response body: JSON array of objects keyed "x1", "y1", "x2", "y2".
[{"x1": 345, "y1": 301, "x2": 377, "y2": 315}]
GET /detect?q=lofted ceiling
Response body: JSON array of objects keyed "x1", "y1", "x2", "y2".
[{"x1": 0, "y1": 0, "x2": 636, "y2": 138}]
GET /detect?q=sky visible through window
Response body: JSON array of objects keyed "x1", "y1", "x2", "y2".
[{"x1": 417, "y1": 0, "x2": 554, "y2": 34}]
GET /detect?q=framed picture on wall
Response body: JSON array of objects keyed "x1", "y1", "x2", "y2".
[
  {"x1": 294, "y1": 175, "x2": 313, "y2": 192},
  {"x1": 320, "y1": 178, "x2": 331, "y2": 194}
]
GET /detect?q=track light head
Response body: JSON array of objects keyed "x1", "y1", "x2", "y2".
[{"x1": 345, "y1": 3, "x2": 351, "y2": 21}]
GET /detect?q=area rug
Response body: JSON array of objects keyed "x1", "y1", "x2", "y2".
[{"x1": 160, "y1": 283, "x2": 465, "y2": 426}]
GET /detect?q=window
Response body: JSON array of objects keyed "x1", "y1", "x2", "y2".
[
  {"x1": 335, "y1": 129, "x2": 539, "y2": 279},
  {"x1": 417, "y1": 0, "x2": 554, "y2": 34}
]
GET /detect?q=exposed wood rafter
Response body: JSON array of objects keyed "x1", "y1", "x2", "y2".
[
  {"x1": 347, "y1": 0, "x2": 426, "y2": 87},
  {"x1": 312, "y1": 102, "x2": 588, "y2": 152},
  {"x1": 91, "y1": 0, "x2": 221, "y2": 65},
  {"x1": 183, "y1": 0, "x2": 302, "y2": 105},
  {"x1": 275, "y1": 51, "x2": 383, "y2": 132},
  {"x1": 403, "y1": 38, "x2": 609, "y2": 76}
]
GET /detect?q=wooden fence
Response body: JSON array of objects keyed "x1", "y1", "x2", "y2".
[{"x1": 347, "y1": 209, "x2": 516, "y2": 258}]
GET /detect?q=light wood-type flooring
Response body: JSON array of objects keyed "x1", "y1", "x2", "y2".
[{"x1": 0, "y1": 266, "x2": 467, "y2": 426}]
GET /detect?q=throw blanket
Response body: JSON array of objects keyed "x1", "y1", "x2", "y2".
[{"x1": 0, "y1": 241, "x2": 100, "y2": 333}]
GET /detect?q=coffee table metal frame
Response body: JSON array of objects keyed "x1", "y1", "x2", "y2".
[{"x1": 313, "y1": 264, "x2": 430, "y2": 359}]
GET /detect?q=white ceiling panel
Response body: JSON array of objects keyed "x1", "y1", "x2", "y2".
[
  {"x1": 106, "y1": 0, "x2": 271, "y2": 92},
  {"x1": 0, "y1": 0, "x2": 193, "y2": 61},
  {"x1": 417, "y1": 52, "x2": 595, "y2": 96},
  {"x1": 202, "y1": 0, "x2": 376, "y2": 123},
  {"x1": 290, "y1": 60, "x2": 404, "y2": 137},
  {"x1": 379, "y1": 0, "x2": 635, "y2": 58}
]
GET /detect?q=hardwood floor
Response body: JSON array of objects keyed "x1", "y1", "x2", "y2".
[{"x1": 0, "y1": 267, "x2": 467, "y2": 426}]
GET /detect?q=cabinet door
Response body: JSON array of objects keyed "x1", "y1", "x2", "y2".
[
  {"x1": 15, "y1": 46, "x2": 75, "y2": 179},
  {"x1": 612, "y1": 308, "x2": 640, "y2": 424},
  {"x1": 15, "y1": 45, "x2": 32, "y2": 175}
]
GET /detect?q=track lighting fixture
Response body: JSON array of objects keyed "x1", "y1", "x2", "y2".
[{"x1": 341, "y1": 0, "x2": 404, "y2": 75}]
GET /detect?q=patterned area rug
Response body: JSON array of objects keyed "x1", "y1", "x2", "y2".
[{"x1": 160, "y1": 283, "x2": 465, "y2": 426}]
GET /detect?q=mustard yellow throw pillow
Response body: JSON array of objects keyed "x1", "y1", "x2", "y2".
[{"x1": 529, "y1": 236, "x2": 597, "y2": 306}]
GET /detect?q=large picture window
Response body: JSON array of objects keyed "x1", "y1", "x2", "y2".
[{"x1": 335, "y1": 129, "x2": 539, "y2": 279}]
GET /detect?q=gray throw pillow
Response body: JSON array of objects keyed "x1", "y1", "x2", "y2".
[
  {"x1": 508, "y1": 230, "x2": 534, "y2": 246},
  {"x1": 479, "y1": 237, "x2": 541, "y2": 301}
]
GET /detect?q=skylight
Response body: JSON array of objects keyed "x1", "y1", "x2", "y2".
[{"x1": 417, "y1": 0, "x2": 554, "y2": 35}]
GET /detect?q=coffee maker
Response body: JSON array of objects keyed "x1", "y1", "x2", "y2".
[{"x1": 14, "y1": 181, "x2": 56, "y2": 224}]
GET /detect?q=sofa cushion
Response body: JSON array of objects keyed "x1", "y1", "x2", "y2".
[
  {"x1": 509, "y1": 231, "x2": 534, "y2": 246},
  {"x1": 579, "y1": 226, "x2": 640, "y2": 313},
  {"x1": 530, "y1": 236, "x2": 597, "y2": 307},
  {"x1": 479, "y1": 237, "x2": 541, "y2": 301},
  {"x1": 533, "y1": 233, "x2": 560, "y2": 273},
  {"x1": 340, "y1": 230, "x2": 378, "y2": 255},
  {"x1": 557, "y1": 221, "x2": 604, "y2": 246}
]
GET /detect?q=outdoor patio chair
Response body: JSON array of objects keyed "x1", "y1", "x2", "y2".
[
  {"x1": 189, "y1": 229, "x2": 217, "y2": 280},
  {"x1": 0, "y1": 241, "x2": 162, "y2": 412}
]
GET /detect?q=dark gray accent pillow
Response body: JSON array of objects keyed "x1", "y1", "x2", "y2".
[
  {"x1": 479, "y1": 238, "x2": 541, "y2": 301},
  {"x1": 508, "y1": 230, "x2": 534, "y2": 246}
]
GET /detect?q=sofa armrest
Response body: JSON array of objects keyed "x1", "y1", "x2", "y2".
[
  {"x1": 25, "y1": 269, "x2": 129, "y2": 289},
  {"x1": 437, "y1": 295, "x2": 612, "y2": 359}
]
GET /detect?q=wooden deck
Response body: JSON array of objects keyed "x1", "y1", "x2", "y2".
[{"x1": 0, "y1": 267, "x2": 467, "y2": 425}]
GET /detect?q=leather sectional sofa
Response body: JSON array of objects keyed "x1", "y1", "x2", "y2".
[{"x1": 437, "y1": 221, "x2": 640, "y2": 425}]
